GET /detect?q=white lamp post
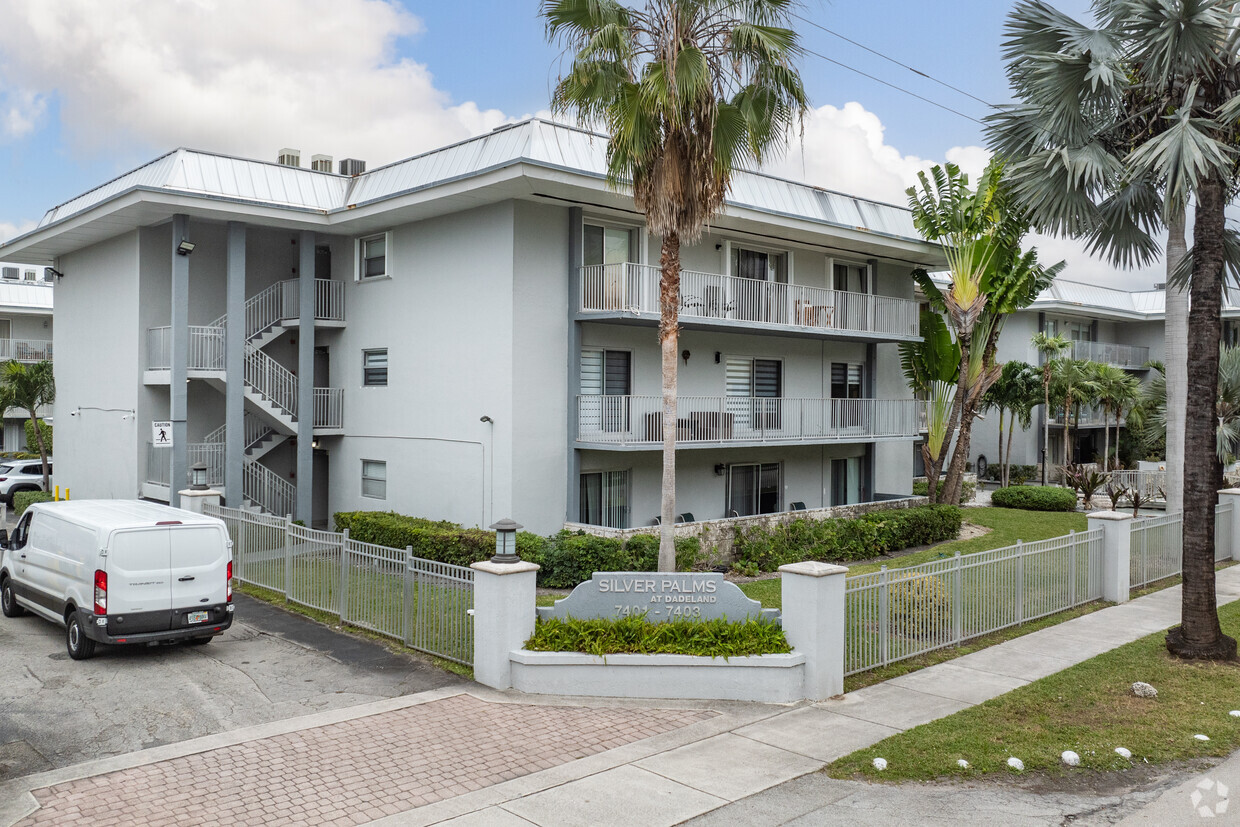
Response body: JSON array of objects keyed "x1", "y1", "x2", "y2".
[{"x1": 489, "y1": 518, "x2": 522, "y2": 564}]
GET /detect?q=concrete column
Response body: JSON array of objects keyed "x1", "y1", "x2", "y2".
[
  {"x1": 565, "y1": 206, "x2": 583, "y2": 524},
  {"x1": 470, "y1": 560, "x2": 540, "y2": 690},
  {"x1": 170, "y1": 214, "x2": 190, "y2": 507},
  {"x1": 225, "y1": 223, "x2": 246, "y2": 508},
  {"x1": 779, "y1": 561, "x2": 847, "y2": 700},
  {"x1": 296, "y1": 231, "x2": 315, "y2": 522},
  {"x1": 1089, "y1": 510, "x2": 1133, "y2": 603},
  {"x1": 178, "y1": 488, "x2": 222, "y2": 515},
  {"x1": 1220, "y1": 489, "x2": 1240, "y2": 562}
]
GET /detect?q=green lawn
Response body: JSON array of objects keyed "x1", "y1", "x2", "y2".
[
  {"x1": 736, "y1": 507, "x2": 1089, "y2": 609},
  {"x1": 828, "y1": 599, "x2": 1240, "y2": 781}
]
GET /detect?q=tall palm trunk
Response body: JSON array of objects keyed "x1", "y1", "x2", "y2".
[
  {"x1": 1063, "y1": 399, "x2": 1072, "y2": 468},
  {"x1": 997, "y1": 408, "x2": 1005, "y2": 487},
  {"x1": 1005, "y1": 415, "x2": 1017, "y2": 487},
  {"x1": 657, "y1": 233, "x2": 681, "y2": 572},
  {"x1": 1165, "y1": 213, "x2": 1189, "y2": 514},
  {"x1": 1102, "y1": 403, "x2": 1111, "y2": 473},
  {"x1": 1167, "y1": 175, "x2": 1236, "y2": 660},
  {"x1": 27, "y1": 408, "x2": 49, "y2": 490}
]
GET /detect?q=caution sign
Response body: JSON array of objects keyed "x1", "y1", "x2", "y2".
[{"x1": 152, "y1": 421, "x2": 173, "y2": 447}]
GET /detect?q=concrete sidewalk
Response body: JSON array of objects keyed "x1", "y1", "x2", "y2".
[{"x1": 5, "y1": 567, "x2": 1240, "y2": 826}]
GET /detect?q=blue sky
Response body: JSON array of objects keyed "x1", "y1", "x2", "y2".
[{"x1": 0, "y1": 0, "x2": 1142, "y2": 284}]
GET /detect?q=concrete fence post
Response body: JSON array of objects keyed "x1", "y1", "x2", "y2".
[
  {"x1": 178, "y1": 487, "x2": 222, "y2": 515},
  {"x1": 779, "y1": 561, "x2": 848, "y2": 700},
  {"x1": 1219, "y1": 490, "x2": 1240, "y2": 562},
  {"x1": 469, "y1": 560, "x2": 540, "y2": 690},
  {"x1": 1088, "y1": 510, "x2": 1133, "y2": 604}
]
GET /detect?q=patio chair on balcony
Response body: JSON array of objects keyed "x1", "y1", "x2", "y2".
[
  {"x1": 676, "y1": 512, "x2": 694, "y2": 524},
  {"x1": 790, "y1": 502, "x2": 806, "y2": 511}
]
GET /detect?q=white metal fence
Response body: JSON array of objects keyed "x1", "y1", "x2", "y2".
[
  {"x1": 844, "y1": 529, "x2": 1104, "y2": 675},
  {"x1": 580, "y1": 263, "x2": 920, "y2": 338},
  {"x1": 1128, "y1": 502, "x2": 1234, "y2": 589},
  {"x1": 577, "y1": 395, "x2": 920, "y2": 445},
  {"x1": 207, "y1": 504, "x2": 474, "y2": 665},
  {"x1": 1108, "y1": 470, "x2": 1166, "y2": 501}
]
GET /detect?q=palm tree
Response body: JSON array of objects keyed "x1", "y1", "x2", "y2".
[
  {"x1": 899, "y1": 311, "x2": 959, "y2": 501},
  {"x1": 989, "y1": 0, "x2": 1240, "y2": 659},
  {"x1": 0, "y1": 360, "x2": 54, "y2": 490},
  {"x1": 1051, "y1": 358, "x2": 1097, "y2": 469},
  {"x1": 1092, "y1": 362, "x2": 1140, "y2": 471},
  {"x1": 982, "y1": 360, "x2": 1040, "y2": 486},
  {"x1": 1032, "y1": 331, "x2": 1071, "y2": 484},
  {"x1": 910, "y1": 162, "x2": 1062, "y2": 505},
  {"x1": 544, "y1": 0, "x2": 808, "y2": 570},
  {"x1": 1148, "y1": 346, "x2": 1240, "y2": 472}
]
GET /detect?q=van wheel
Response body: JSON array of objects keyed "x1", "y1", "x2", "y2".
[
  {"x1": 66, "y1": 613, "x2": 96, "y2": 660},
  {"x1": 1, "y1": 578, "x2": 24, "y2": 617}
]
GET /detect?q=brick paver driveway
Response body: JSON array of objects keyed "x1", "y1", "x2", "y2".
[{"x1": 20, "y1": 694, "x2": 714, "y2": 826}]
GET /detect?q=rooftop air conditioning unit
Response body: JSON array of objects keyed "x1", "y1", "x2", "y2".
[
  {"x1": 277, "y1": 148, "x2": 301, "y2": 167},
  {"x1": 1, "y1": 267, "x2": 19, "y2": 280},
  {"x1": 339, "y1": 158, "x2": 366, "y2": 176},
  {"x1": 311, "y1": 154, "x2": 333, "y2": 173}
]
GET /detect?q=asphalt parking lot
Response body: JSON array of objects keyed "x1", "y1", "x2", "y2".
[{"x1": 0, "y1": 593, "x2": 463, "y2": 780}]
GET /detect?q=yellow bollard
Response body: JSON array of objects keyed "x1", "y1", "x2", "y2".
[
  {"x1": 65, "y1": 488, "x2": 69, "y2": 501},
  {"x1": 54, "y1": 485, "x2": 59, "y2": 502}
]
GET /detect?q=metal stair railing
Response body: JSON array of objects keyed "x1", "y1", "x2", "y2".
[
  {"x1": 243, "y1": 458, "x2": 296, "y2": 517},
  {"x1": 244, "y1": 344, "x2": 298, "y2": 423},
  {"x1": 209, "y1": 278, "x2": 345, "y2": 343}
]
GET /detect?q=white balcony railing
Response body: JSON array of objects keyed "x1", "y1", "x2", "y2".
[
  {"x1": 577, "y1": 395, "x2": 920, "y2": 446},
  {"x1": 147, "y1": 326, "x2": 225, "y2": 371},
  {"x1": 581, "y1": 263, "x2": 919, "y2": 338},
  {"x1": 313, "y1": 387, "x2": 344, "y2": 429},
  {"x1": 209, "y1": 278, "x2": 346, "y2": 341},
  {"x1": 1050, "y1": 405, "x2": 1116, "y2": 427},
  {"x1": 1069, "y1": 341, "x2": 1150, "y2": 369},
  {"x1": 0, "y1": 338, "x2": 53, "y2": 362}
]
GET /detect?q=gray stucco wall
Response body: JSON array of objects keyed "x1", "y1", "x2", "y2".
[{"x1": 55, "y1": 230, "x2": 142, "y2": 499}]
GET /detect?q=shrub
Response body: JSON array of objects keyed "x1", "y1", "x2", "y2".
[
  {"x1": 1007, "y1": 465, "x2": 1037, "y2": 486},
  {"x1": 14, "y1": 490, "x2": 53, "y2": 515},
  {"x1": 332, "y1": 511, "x2": 544, "y2": 569},
  {"x1": 538, "y1": 532, "x2": 703, "y2": 589},
  {"x1": 990, "y1": 485, "x2": 1078, "y2": 512},
  {"x1": 23, "y1": 419, "x2": 51, "y2": 456},
  {"x1": 525, "y1": 615, "x2": 790, "y2": 657},
  {"x1": 912, "y1": 479, "x2": 976, "y2": 503},
  {"x1": 887, "y1": 573, "x2": 951, "y2": 638},
  {"x1": 731, "y1": 505, "x2": 963, "y2": 574}
]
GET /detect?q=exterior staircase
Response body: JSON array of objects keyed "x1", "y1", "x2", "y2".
[{"x1": 146, "y1": 279, "x2": 344, "y2": 516}]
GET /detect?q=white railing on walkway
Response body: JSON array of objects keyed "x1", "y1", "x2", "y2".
[
  {"x1": 845, "y1": 528, "x2": 1104, "y2": 675},
  {"x1": 313, "y1": 387, "x2": 344, "y2": 429},
  {"x1": 581, "y1": 263, "x2": 919, "y2": 338},
  {"x1": 577, "y1": 395, "x2": 920, "y2": 445},
  {"x1": 210, "y1": 278, "x2": 346, "y2": 342},
  {"x1": 146, "y1": 442, "x2": 224, "y2": 487},
  {"x1": 1108, "y1": 470, "x2": 1166, "y2": 501},
  {"x1": 147, "y1": 326, "x2": 226, "y2": 371},
  {"x1": 243, "y1": 459, "x2": 296, "y2": 518},
  {"x1": 206, "y1": 504, "x2": 474, "y2": 665},
  {"x1": 1070, "y1": 340, "x2": 1150, "y2": 369}
]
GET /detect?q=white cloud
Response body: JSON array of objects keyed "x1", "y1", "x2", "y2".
[
  {"x1": 0, "y1": 0, "x2": 513, "y2": 166},
  {"x1": 0, "y1": 219, "x2": 37, "y2": 244}
]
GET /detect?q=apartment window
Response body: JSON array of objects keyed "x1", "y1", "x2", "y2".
[
  {"x1": 731, "y1": 246, "x2": 788, "y2": 282},
  {"x1": 832, "y1": 262, "x2": 869, "y2": 293},
  {"x1": 581, "y1": 349, "x2": 631, "y2": 432},
  {"x1": 23, "y1": 270, "x2": 35, "y2": 282},
  {"x1": 358, "y1": 233, "x2": 388, "y2": 280},
  {"x1": 832, "y1": 362, "x2": 865, "y2": 429},
  {"x1": 727, "y1": 462, "x2": 781, "y2": 516},
  {"x1": 583, "y1": 224, "x2": 635, "y2": 266},
  {"x1": 361, "y1": 460, "x2": 386, "y2": 499},
  {"x1": 726, "y1": 356, "x2": 782, "y2": 431},
  {"x1": 362, "y1": 349, "x2": 388, "y2": 386},
  {"x1": 579, "y1": 470, "x2": 630, "y2": 528}
]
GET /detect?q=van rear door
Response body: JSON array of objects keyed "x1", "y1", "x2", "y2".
[
  {"x1": 108, "y1": 529, "x2": 173, "y2": 619},
  {"x1": 168, "y1": 526, "x2": 229, "y2": 609}
]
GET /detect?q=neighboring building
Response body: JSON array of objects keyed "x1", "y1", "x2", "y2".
[
  {"x1": 0, "y1": 120, "x2": 944, "y2": 533},
  {"x1": 0, "y1": 262, "x2": 54, "y2": 451},
  {"x1": 952, "y1": 278, "x2": 1237, "y2": 476}
]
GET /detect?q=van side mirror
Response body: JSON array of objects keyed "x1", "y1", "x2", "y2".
[{"x1": 0, "y1": 529, "x2": 10, "y2": 547}]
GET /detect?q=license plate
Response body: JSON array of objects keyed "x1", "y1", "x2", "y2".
[{"x1": 187, "y1": 611, "x2": 209, "y2": 624}]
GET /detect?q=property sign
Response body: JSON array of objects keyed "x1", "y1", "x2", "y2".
[
  {"x1": 151, "y1": 421, "x2": 173, "y2": 447},
  {"x1": 537, "y1": 572, "x2": 780, "y2": 624}
]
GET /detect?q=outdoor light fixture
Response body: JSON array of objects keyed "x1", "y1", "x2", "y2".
[
  {"x1": 190, "y1": 462, "x2": 208, "y2": 491},
  {"x1": 176, "y1": 240, "x2": 196, "y2": 256},
  {"x1": 714, "y1": 464, "x2": 726, "y2": 476},
  {"x1": 682, "y1": 349, "x2": 690, "y2": 365},
  {"x1": 480, "y1": 415, "x2": 493, "y2": 423},
  {"x1": 45, "y1": 267, "x2": 64, "y2": 281},
  {"x1": 489, "y1": 518, "x2": 522, "y2": 564}
]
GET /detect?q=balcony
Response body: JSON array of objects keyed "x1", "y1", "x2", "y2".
[
  {"x1": 580, "y1": 263, "x2": 920, "y2": 341},
  {"x1": 1050, "y1": 405, "x2": 1117, "y2": 427},
  {"x1": 0, "y1": 338, "x2": 52, "y2": 362},
  {"x1": 1069, "y1": 341, "x2": 1150, "y2": 370},
  {"x1": 577, "y1": 395, "x2": 920, "y2": 449}
]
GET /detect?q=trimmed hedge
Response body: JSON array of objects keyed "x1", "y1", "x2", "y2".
[
  {"x1": 14, "y1": 490, "x2": 53, "y2": 515},
  {"x1": 990, "y1": 485, "x2": 1078, "y2": 512},
  {"x1": 912, "y1": 479, "x2": 977, "y2": 502},
  {"x1": 332, "y1": 511, "x2": 701, "y2": 588},
  {"x1": 525, "y1": 615, "x2": 790, "y2": 657},
  {"x1": 731, "y1": 505, "x2": 963, "y2": 575}
]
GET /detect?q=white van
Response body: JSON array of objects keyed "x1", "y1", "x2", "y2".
[{"x1": 0, "y1": 500, "x2": 234, "y2": 659}]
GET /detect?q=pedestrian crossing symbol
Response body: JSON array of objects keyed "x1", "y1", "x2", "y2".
[{"x1": 152, "y1": 421, "x2": 173, "y2": 447}]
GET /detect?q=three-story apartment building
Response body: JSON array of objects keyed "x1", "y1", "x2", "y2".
[
  {"x1": 0, "y1": 262, "x2": 53, "y2": 450},
  {"x1": 0, "y1": 120, "x2": 943, "y2": 532}
]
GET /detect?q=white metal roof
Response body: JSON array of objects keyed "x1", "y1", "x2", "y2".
[{"x1": 28, "y1": 119, "x2": 924, "y2": 246}]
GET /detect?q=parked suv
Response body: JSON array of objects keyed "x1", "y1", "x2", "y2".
[{"x1": 0, "y1": 459, "x2": 51, "y2": 505}]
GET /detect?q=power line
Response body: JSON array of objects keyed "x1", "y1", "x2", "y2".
[{"x1": 793, "y1": 12, "x2": 996, "y2": 110}]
